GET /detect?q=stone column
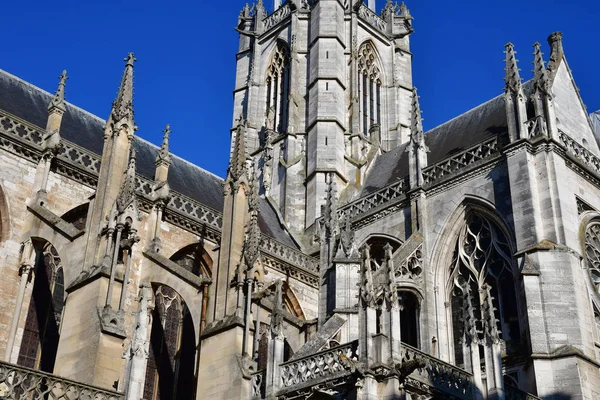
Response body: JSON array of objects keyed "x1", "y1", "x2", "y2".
[
  {"x1": 4, "y1": 240, "x2": 35, "y2": 362},
  {"x1": 123, "y1": 283, "x2": 153, "y2": 400}
]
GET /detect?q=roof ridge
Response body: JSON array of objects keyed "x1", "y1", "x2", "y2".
[{"x1": 0, "y1": 68, "x2": 224, "y2": 181}]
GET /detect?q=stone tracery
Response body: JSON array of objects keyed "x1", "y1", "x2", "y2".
[{"x1": 357, "y1": 41, "x2": 382, "y2": 138}]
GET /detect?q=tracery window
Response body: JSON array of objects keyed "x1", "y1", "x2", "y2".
[
  {"x1": 143, "y1": 285, "x2": 195, "y2": 400},
  {"x1": 449, "y1": 213, "x2": 521, "y2": 369},
  {"x1": 584, "y1": 221, "x2": 600, "y2": 292},
  {"x1": 357, "y1": 42, "x2": 382, "y2": 138},
  {"x1": 399, "y1": 291, "x2": 420, "y2": 349},
  {"x1": 266, "y1": 42, "x2": 291, "y2": 133},
  {"x1": 18, "y1": 242, "x2": 64, "y2": 372}
]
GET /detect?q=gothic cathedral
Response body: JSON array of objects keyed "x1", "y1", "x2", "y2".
[{"x1": 0, "y1": 1, "x2": 599, "y2": 399}]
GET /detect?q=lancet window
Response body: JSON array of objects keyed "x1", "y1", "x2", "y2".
[
  {"x1": 18, "y1": 242, "x2": 64, "y2": 372},
  {"x1": 449, "y1": 213, "x2": 522, "y2": 370},
  {"x1": 143, "y1": 285, "x2": 195, "y2": 400},
  {"x1": 399, "y1": 291, "x2": 420, "y2": 349},
  {"x1": 357, "y1": 42, "x2": 382, "y2": 138},
  {"x1": 265, "y1": 42, "x2": 291, "y2": 133}
]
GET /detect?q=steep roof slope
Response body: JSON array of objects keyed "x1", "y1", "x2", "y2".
[
  {"x1": 362, "y1": 91, "x2": 509, "y2": 196},
  {"x1": 0, "y1": 69, "x2": 299, "y2": 248}
]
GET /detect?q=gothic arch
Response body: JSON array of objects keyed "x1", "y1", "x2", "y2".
[
  {"x1": 357, "y1": 40, "x2": 386, "y2": 139},
  {"x1": 263, "y1": 280, "x2": 306, "y2": 320},
  {"x1": 579, "y1": 212, "x2": 600, "y2": 303},
  {"x1": 60, "y1": 202, "x2": 90, "y2": 231},
  {"x1": 430, "y1": 196, "x2": 519, "y2": 363},
  {"x1": 144, "y1": 283, "x2": 196, "y2": 400},
  {"x1": 359, "y1": 234, "x2": 402, "y2": 268},
  {"x1": 18, "y1": 239, "x2": 65, "y2": 373},
  {"x1": 169, "y1": 242, "x2": 213, "y2": 278},
  {"x1": 264, "y1": 39, "x2": 291, "y2": 134}
]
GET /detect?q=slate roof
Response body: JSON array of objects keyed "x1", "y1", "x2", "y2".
[
  {"x1": 0, "y1": 69, "x2": 298, "y2": 248},
  {"x1": 361, "y1": 87, "x2": 519, "y2": 196}
]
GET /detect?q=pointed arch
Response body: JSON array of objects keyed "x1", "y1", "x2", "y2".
[
  {"x1": 265, "y1": 40, "x2": 291, "y2": 134},
  {"x1": 360, "y1": 234, "x2": 402, "y2": 268},
  {"x1": 169, "y1": 242, "x2": 213, "y2": 278},
  {"x1": 357, "y1": 40, "x2": 385, "y2": 139},
  {"x1": 143, "y1": 283, "x2": 196, "y2": 400},
  {"x1": 17, "y1": 239, "x2": 65, "y2": 373},
  {"x1": 60, "y1": 202, "x2": 90, "y2": 231},
  {"x1": 431, "y1": 196, "x2": 522, "y2": 365}
]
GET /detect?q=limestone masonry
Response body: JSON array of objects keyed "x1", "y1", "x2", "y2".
[{"x1": 0, "y1": 1, "x2": 599, "y2": 399}]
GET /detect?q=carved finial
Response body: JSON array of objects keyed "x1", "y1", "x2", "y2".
[
  {"x1": 112, "y1": 53, "x2": 136, "y2": 123},
  {"x1": 504, "y1": 43, "x2": 522, "y2": 93},
  {"x1": 547, "y1": 32, "x2": 564, "y2": 78},
  {"x1": 409, "y1": 87, "x2": 424, "y2": 144},
  {"x1": 481, "y1": 284, "x2": 501, "y2": 343},
  {"x1": 399, "y1": 2, "x2": 412, "y2": 20},
  {"x1": 49, "y1": 70, "x2": 68, "y2": 112},
  {"x1": 244, "y1": 167, "x2": 261, "y2": 271},
  {"x1": 230, "y1": 117, "x2": 248, "y2": 182},
  {"x1": 270, "y1": 280, "x2": 285, "y2": 339},
  {"x1": 116, "y1": 147, "x2": 137, "y2": 213},
  {"x1": 532, "y1": 42, "x2": 550, "y2": 94},
  {"x1": 155, "y1": 124, "x2": 172, "y2": 167},
  {"x1": 323, "y1": 173, "x2": 338, "y2": 238}
]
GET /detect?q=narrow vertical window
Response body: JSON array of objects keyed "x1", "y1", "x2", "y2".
[
  {"x1": 357, "y1": 42, "x2": 383, "y2": 137},
  {"x1": 266, "y1": 42, "x2": 291, "y2": 133}
]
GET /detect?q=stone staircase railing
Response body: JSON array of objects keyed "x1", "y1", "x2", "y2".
[
  {"x1": 0, "y1": 360, "x2": 124, "y2": 400},
  {"x1": 279, "y1": 340, "x2": 359, "y2": 391},
  {"x1": 400, "y1": 343, "x2": 474, "y2": 399}
]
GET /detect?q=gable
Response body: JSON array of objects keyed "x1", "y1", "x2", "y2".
[{"x1": 553, "y1": 62, "x2": 599, "y2": 154}]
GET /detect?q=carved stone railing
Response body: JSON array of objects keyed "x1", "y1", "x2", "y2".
[
  {"x1": 557, "y1": 130, "x2": 600, "y2": 176},
  {"x1": 0, "y1": 360, "x2": 123, "y2": 400},
  {"x1": 422, "y1": 136, "x2": 501, "y2": 185},
  {"x1": 505, "y1": 384, "x2": 541, "y2": 400},
  {"x1": 357, "y1": 3, "x2": 387, "y2": 33},
  {"x1": 338, "y1": 177, "x2": 408, "y2": 222},
  {"x1": 400, "y1": 343, "x2": 474, "y2": 399},
  {"x1": 58, "y1": 140, "x2": 102, "y2": 176},
  {"x1": 260, "y1": 235, "x2": 319, "y2": 274},
  {"x1": 279, "y1": 340, "x2": 359, "y2": 389},
  {"x1": 263, "y1": 3, "x2": 291, "y2": 31},
  {"x1": 251, "y1": 369, "x2": 265, "y2": 399},
  {"x1": 0, "y1": 112, "x2": 44, "y2": 146},
  {"x1": 167, "y1": 191, "x2": 223, "y2": 231}
]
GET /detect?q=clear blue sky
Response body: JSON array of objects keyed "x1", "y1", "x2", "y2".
[{"x1": 1, "y1": 0, "x2": 598, "y2": 178}]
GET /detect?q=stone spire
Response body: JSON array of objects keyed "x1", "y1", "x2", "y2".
[
  {"x1": 504, "y1": 43, "x2": 522, "y2": 94},
  {"x1": 155, "y1": 124, "x2": 172, "y2": 168},
  {"x1": 116, "y1": 148, "x2": 137, "y2": 214},
  {"x1": 532, "y1": 43, "x2": 550, "y2": 94},
  {"x1": 48, "y1": 70, "x2": 68, "y2": 113},
  {"x1": 407, "y1": 87, "x2": 428, "y2": 188},
  {"x1": 111, "y1": 53, "x2": 136, "y2": 124},
  {"x1": 229, "y1": 117, "x2": 248, "y2": 182},
  {"x1": 503, "y1": 43, "x2": 528, "y2": 141}
]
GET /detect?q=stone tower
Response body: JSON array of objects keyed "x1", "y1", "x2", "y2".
[{"x1": 232, "y1": 0, "x2": 414, "y2": 237}]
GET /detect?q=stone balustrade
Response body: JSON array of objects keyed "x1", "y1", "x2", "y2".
[
  {"x1": 357, "y1": 3, "x2": 387, "y2": 33},
  {"x1": 279, "y1": 340, "x2": 359, "y2": 389},
  {"x1": 0, "y1": 360, "x2": 123, "y2": 400},
  {"x1": 422, "y1": 136, "x2": 501, "y2": 185}
]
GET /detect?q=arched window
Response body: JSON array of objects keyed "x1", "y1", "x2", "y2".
[
  {"x1": 584, "y1": 221, "x2": 600, "y2": 292},
  {"x1": 399, "y1": 290, "x2": 420, "y2": 349},
  {"x1": 170, "y1": 243, "x2": 212, "y2": 278},
  {"x1": 365, "y1": 236, "x2": 401, "y2": 268},
  {"x1": 18, "y1": 242, "x2": 64, "y2": 373},
  {"x1": 449, "y1": 213, "x2": 521, "y2": 369},
  {"x1": 143, "y1": 285, "x2": 195, "y2": 400},
  {"x1": 357, "y1": 42, "x2": 382, "y2": 139},
  {"x1": 266, "y1": 41, "x2": 291, "y2": 134}
]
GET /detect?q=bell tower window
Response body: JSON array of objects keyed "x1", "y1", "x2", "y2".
[
  {"x1": 266, "y1": 42, "x2": 291, "y2": 134},
  {"x1": 358, "y1": 42, "x2": 382, "y2": 138}
]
